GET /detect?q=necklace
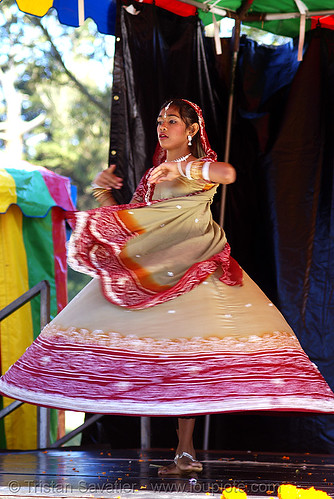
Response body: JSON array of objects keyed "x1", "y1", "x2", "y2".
[{"x1": 167, "y1": 153, "x2": 191, "y2": 163}]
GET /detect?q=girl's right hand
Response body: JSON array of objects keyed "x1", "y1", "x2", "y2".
[
  {"x1": 93, "y1": 164, "x2": 123, "y2": 190},
  {"x1": 148, "y1": 161, "x2": 180, "y2": 184}
]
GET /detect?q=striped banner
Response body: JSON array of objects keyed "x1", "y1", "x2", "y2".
[{"x1": 0, "y1": 157, "x2": 75, "y2": 449}]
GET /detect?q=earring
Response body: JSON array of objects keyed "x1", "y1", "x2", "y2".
[{"x1": 187, "y1": 135, "x2": 192, "y2": 146}]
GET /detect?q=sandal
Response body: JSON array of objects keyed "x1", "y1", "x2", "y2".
[
  {"x1": 174, "y1": 452, "x2": 203, "y2": 473},
  {"x1": 158, "y1": 452, "x2": 203, "y2": 475}
]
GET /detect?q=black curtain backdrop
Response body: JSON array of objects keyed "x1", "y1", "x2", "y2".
[
  {"x1": 84, "y1": 2, "x2": 334, "y2": 453},
  {"x1": 221, "y1": 28, "x2": 334, "y2": 454},
  {"x1": 108, "y1": 0, "x2": 229, "y2": 207}
]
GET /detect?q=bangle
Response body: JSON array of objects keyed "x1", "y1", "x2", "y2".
[
  {"x1": 190, "y1": 160, "x2": 205, "y2": 180},
  {"x1": 185, "y1": 162, "x2": 193, "y2": 180},
  {"x1": 185, "y1": 160, "x2": 212, "y2": 182},
  {"x1": 202, "y1": 162, "x2": 211, "y2": 182},
  {"x1": 92, "y1": 187, "x2": 112, "y2": 203},
  {"x1": 177, "y1": 161, "x2": 186, "y2": 177}
]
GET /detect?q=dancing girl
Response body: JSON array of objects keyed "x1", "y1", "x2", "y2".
[{"x1": 1, "y1": 99, "x2": 334, "y2": 475}]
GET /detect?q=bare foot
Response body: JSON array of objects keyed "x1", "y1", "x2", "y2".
[
  {"x1": 158, "y1": 462, "x2": 180, "y2": 475},
  {"x1": 158, "y1": 452, "x2": 203, "y2": 475}
]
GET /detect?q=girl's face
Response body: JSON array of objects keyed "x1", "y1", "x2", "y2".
[{"x1": 157, "y1": 105, "x2": 192, "y2": 151}]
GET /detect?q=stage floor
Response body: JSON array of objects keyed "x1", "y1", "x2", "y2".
[{"x1": 0, "y1": 448, "x2": 332, "y2": 498}]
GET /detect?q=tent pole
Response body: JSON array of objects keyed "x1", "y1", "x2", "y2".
[{"x1": 219, "y1": 16, "x2": 241, "y2": 227}]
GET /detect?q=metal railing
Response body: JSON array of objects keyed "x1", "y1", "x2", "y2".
[
  {"x1": 0, "y1": 280, "x2": 51, "y2": 448},
  {"x1": 0, "y1": 281, "x2": 152, "y2": 449},
  {"x1": 0, "y1": 281, "x2": 211, "y2": 450},
  {"x1": 51, "y1": 415, "x2": 151, "y2": 449}
]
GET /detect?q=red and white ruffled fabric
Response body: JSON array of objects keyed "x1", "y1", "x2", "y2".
[
  {"x1": 1, "y1": 177, "x2": 334, "y2": 416},
  {"x1": 1, "y1": 270, "x2": 334, "y2": 416},
  {"x1": 67, "y1": 186, "x2": 242, "y2": 310},
  {"x1": 1, "y1": 99, "x2": 334, "y2": 416}
]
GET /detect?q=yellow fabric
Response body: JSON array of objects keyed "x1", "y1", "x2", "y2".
[
  {"x1": 0, "y1": 205, "x2": 37, "y2": 449},
  {"x1": 120, "y1": 188, "x2": 226, "y2": 289},
  {"x1": 152, "y1": 175, "x2": 210, "y2": 200},
  {"x1": 0, "y1": 169, "x2": 17, "y2": 213},
  {"x1": 15, "y1": 0, "x2": 53, "y2": 16}
]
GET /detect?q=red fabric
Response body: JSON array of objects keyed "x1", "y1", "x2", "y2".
[
  {"x1": 39, "y1": 167, "x2": 76, "y2": 212},
  {"x1": 311, "y1": 16, "x2": 334, "y2": 30},
  {"x1": 39, "y1": 167, "x2": 74, "y2": 312},
  {"x1": 139, "y1": 0, "x2": 196, "y2": 18},
  {"x1": 182, "y1": 99, "x2": 218, "y2": 161},
  {"x1": 69, "y1": 201, "x2": 242, "y2": 309},
  {"x1": 3, "y1": 332, "x2": 334, "y2": 415},
  {"x1": 51, "y1": 208, "x2": 68, "y2": 313}
]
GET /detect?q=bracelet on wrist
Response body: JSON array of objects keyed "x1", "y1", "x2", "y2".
[
  {"x1": 184, "y1": 160, "x2": 213, "y2": 182},
  {"x1": 185, "y1": 162, "x2": 193, "y2": 180},
  {"x1": 92, "y1": 187, "x2": 112, "y2": 203},
  {"x1": 177, "y1": 161, "x2": 187, "y2": 178},
  {"x1": 202, "y1": 161, "x2": 211, "y2": 182},
  {"x1": 189, "y1": 160, "x2": 205, "y2": 180}
]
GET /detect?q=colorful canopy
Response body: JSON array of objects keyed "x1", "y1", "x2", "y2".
[
  {"x1": 5, "y1": 0, "x2": 334, "y2": 38},
  {"x1": 0, "y1": 155, "x2": 75, "y2": 449},
  {"x1": 7, "y1": 0, "x2": 117, "y2": 35},
  {"x1": 141, "y1": 0, "x2": 334, "y2": 38}
]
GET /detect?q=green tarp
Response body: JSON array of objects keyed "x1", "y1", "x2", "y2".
[{"x1": 197, "y1": 0, "x2": 334, "y2": 37}]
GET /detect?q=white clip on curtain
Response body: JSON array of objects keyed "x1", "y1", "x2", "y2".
[
  {"x1": 212, "y1": 13, "x2": 222, "y2": 55},
  {"x1": 78, "y1": 0, "x2": 85, "y2": 26},
  {"x1": 294, "y1": 0, "x2": 308, "y2": 61}
]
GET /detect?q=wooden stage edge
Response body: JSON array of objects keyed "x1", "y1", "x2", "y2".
[{"x1": 0, "y1": 447, "x2": 332, "y2": 498}]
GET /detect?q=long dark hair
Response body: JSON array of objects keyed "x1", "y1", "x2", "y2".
[{"x1": 159, "y1": 99, "x2": 204, "y2": 158}]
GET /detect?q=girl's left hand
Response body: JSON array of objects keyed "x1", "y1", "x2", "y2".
[{"x1": 148, "y1": 162, "x2": 180, "y2": 184}]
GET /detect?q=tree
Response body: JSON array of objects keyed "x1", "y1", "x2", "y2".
[
  {"x1": 0, "y1": 0, "x2": 114, "y2": 210},
  {"x1": 0, "y1": 65, "x2": 45, "y2": 158},
  {"x1": 0, "y1": 1, "x2": 115, "y2": 298}
]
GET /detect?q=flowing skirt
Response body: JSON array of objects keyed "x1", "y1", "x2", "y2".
[{"x1": 1, "y1": 268, "x2": 334, "y2": 415}]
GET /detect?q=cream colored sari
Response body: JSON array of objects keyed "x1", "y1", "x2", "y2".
[{"x1": 1, "y1": 173, "x2": 334, "y2": 416}]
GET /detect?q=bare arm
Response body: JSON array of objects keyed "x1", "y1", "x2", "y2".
[
  {"x1": 148, "y1": 160, "x2": 236, "y2": 185},
  {"x1": 199, "y1": 161, "x2": 236, "y2": 184},
  {"x1": 92, "y1": 164, "x2": 123, "y2": 206}
]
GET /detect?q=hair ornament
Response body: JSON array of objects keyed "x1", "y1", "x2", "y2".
[{"x1": 163, "y1": 101, "x2": 173, "y2": 118}]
